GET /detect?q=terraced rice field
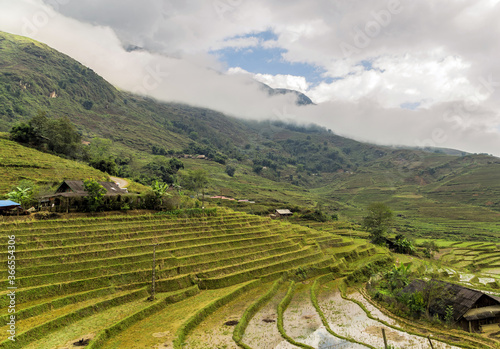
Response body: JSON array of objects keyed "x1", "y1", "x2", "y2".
[
  {"x1": 2, "y1": 208, "x2": 495, "y2": 348},
  {"x1": 1, "y1": 208, "x2": 385, "y2": 348},
  {"x1": 432, "y1": 241, "x2": 500, "y2": 283}
]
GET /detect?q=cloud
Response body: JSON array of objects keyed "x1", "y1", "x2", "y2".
[
  {"x1": 228, "y1": 67, "x2": 310, "y2": 94},
  {"x1": 1, "y1": 0, "x2": 499, "y2": 156}
]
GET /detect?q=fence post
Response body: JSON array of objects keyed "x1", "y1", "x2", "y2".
[
  {"x1": 382, "y1": 328, "x2": 388, "y2": 348},
  {"x1": 427, "y1": 335, "x2": 435, "y2": 349}
]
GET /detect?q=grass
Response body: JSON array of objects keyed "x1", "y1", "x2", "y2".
[
  {"x1": 0, "y1": 138, "x2": 108, "y2": 193},
  {"x1": 24, "y1": 295, "x2": 155, "y2": 349},
  {"x1": 103, "y1": 286, "x2": 242, "y2": 349},
  {"x1": 186, "y1": 283, "x2": 269, "y2": 349}
]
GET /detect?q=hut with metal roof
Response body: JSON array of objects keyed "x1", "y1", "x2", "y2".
[
  {"x1": 275, "y1": 209, "x2": 293, "y2": 218},
  {"x1": 402, "y1": 279, "x2": 500, "y2": 333},
  {"x1": 53, "y1": 180, "x2": 127, "y2": 197},
  {"x1": 0, "y1": 200, "x2": 22, "y2": 215},
  {"x1": 41, "y1": 180, "x2": 129, "y2": 212}
]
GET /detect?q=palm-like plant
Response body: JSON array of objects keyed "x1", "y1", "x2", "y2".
[{"x1": 7, "y1": 186, "x2": 32, "y2": 208}]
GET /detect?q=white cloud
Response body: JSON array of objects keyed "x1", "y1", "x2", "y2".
[
  {"x1": 228, "y1": 67, "x2": 310, "y2": 94},
  {"x1": 209, "y1": 36, "x2": 260, "y2": 52},
  {"x1": 1, "y1": 0, "x2": 500, "y2": 156}
]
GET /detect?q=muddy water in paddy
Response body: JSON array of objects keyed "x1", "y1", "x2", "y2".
[
  {"x1": 319, "y1": 290, "x2": 461, "y2": 349},
  {"x1": 242, "y1": 286, "x2": 291, "y2": 349},
  {"x1": 276, "y1": 283, "x2": 350, "y2": 349}
]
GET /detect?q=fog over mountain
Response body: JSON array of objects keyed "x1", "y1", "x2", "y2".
[{"x1": 1, "y1": 0, "x2": 499, "y2": 156}]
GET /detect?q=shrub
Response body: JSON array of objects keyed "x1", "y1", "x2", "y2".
[
  {"x1": 225, "y1": 165, "x2": 236, "y2": 177},
  {"x1": 83, "y1": 179, "x2": 106, "y2": 212},
  {"x1": 82, "y1": 100, "x2": 93, "y2": 110}
]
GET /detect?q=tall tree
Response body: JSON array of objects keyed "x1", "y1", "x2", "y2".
[
  {"x1": 362, "y1": 202, "x2": 393, "y2": 244},
  {"x1": 180, "y1": 169, "x2": 209, "y2": 198}
]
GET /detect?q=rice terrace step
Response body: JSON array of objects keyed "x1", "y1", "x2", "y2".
[{"x1": 1, "y1": 208, "x2": 487, "y2": 348}]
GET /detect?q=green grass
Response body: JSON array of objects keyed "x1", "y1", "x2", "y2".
[
  {"x1": 103, "y1": 285, "x2": 243, "y2": 349},
  {"x1": 0, "y1": 138, "x2": 108, "y2": 193}
]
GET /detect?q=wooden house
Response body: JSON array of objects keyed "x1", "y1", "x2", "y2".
[
  {"x1": 41, "y1": 180, "x2": 129, "y2": 212},
  {"x1": 275, "y1": 209, "x2": 293, "y2": 218},
  {"x1": 403, "y1": 279, "x2": 500, "y2": 333},
  {"x1": 53, "y1": 180, "x2": 127, "y2": 197}
]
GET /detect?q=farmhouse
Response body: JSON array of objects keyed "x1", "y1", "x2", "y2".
[
  {"x1": 275, "y1": 209, "x2": 293, "y2": 217},
  {"x1": 269, "y1": 209, "x2": 293, "y2": 219},
  {"x1": 41, "y1": 180, "x2": 129, "y2": 211},
  {"x1": 403, "y1": 279, "x2": 500, "y2": 333},
  {"x1": 51, "y1": 180, "x2": 128, "y2": 197}
]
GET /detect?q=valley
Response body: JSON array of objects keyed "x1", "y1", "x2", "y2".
[{"x1": 0, "y1": 29, "x2": 499, "y2": 349}]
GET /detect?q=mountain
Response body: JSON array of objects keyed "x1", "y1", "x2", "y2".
[
  {"x1": 1, "y1": 30, "x2": 499, "y2": 241},
  {"x1": 259, "y1": 82, "x2": 314, "y2": 105}
]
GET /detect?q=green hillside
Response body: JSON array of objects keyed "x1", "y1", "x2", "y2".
[
  {"x1": 0, "y1": 134, "x2": 108, "y2": 193},
  {"x1": 1, "y1": 30, "x2": 499, "y2": 241}
]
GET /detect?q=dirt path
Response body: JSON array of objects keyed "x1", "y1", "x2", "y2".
[{"x1": 109, "y1": 176, "x2": 129, "y2": 188}]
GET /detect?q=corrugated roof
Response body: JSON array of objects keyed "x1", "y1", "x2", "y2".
[
  {"x1": 464, "y1": 305, "x2": 500, "y2": 321},
  {"x1": 54, "y1": 180, "x2": 127, "y2": 196},
  {"x1": 276, "y1": 209, "x2": 292, "y2": 215},
  {"x1": 0, "y1": 200, "x2": 21, "y2": 210},
  {"x1": 402, "y1": 279, "x2": 500, "y2": 320}
]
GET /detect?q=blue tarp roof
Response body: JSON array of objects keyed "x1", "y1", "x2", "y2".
[{"x1": 0, "y1": 200, "x2": 21, "y2": 208}]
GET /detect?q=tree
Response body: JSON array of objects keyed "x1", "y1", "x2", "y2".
[
  {"x1": 151, "y1": 180, "x2": 170, "y2": 208},
  {"x1": 384, "y1": 263, "x2": 411, "y2": 291},
  {"x1": 89, "y1": 158, "x2": 118, "y2": 175},
  {"x1": 45, "y1": 116, "x2": 81, "y2": 157},
  {"x1": 225, "y1": 165, "x2": 236, "y2": 177},
  {"x1": 9, "y1": 111, "x2": 82, "y2": 158},
  {"x1": 180, "y1": 169, "x2": 209, "y2": 196},
  {"x1": 83, "y1": 179, "x2": 106, "y2": 212},
  {"x1": 88, "y1": 137, "x2": 112, "y2": 159},
  {"x1": 421, "y1": 280, "x2": 452, "y2": 318},
  {"x1": 9, "y1": 122, "x2": 34, "y2": 143},
  {"x1": 168, "y1": 158, "x2": 184, "y2": 172},
  {"x1": 362, "y1": 202, "x2": 393, "y2": 244},
  {"x1": 152, "y1": 180, "x2": 169, "y2": 197},
  {"x1": 82, "y1": 100, "x2": 93, "y2": 110},
  {"x1": 252, "y1": 164, "x2": 263, "y2": 174}
]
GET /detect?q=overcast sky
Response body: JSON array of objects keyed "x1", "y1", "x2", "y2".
[{"x1": 1, "y1": 0, "x2": 500, "y2": 156}]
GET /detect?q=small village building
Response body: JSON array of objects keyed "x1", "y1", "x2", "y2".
[
  {"x1": 403, "y1": 279, "x2": 500, "y2": 333},
  {"x1": 275, "y1": 209, "x2": 293, "y2": 218},
  {"x1": 41, "y1": 180, "x2": 128, "y2": 212},
  {"x1": 0, "y1": 200, "x2": 21, "y2": 214},
  {"x1": 53, "y1": 180, "x2": 127, "y2": 197}
]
